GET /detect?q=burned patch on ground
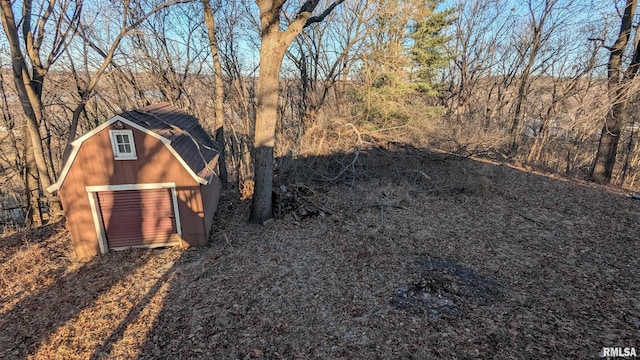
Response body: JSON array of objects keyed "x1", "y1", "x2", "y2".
[{"x1": 392, "y1": 258, "x2": 503, "y2": 317}]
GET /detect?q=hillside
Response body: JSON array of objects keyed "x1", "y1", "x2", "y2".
[{"x1": 1, "y1": 146, "x2": 638, "y2": 359}]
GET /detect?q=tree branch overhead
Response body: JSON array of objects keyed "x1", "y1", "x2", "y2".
[{"x1": 304, "y1": 0, "x2": 344, "y2": 28}]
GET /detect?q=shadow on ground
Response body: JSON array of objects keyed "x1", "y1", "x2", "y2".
[
  {"x1": 2, "y1": 144, "x2": 638, "y2": 359},
  {"x1": 133, "y1": 145, "x2": 638, "y2": 358},
  {"x1": 0, "y1": 224, "x2": 183, "y2": 359}
]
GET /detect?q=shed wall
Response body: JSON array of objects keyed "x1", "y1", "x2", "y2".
[
  {"x1": 201, "y1": 174, "x2": 222, "y2": 235},
  {"x1": 60, "y1": 123, "x2": 209, "y2": 258}
]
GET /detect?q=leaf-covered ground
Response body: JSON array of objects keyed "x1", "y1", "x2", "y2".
[{"x1": 1, "y1": 147, "x2": 638, "y2": 359}]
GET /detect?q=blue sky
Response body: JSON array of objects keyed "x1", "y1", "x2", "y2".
[{"x1": 0, "y1": 0, "x2": 627, "y2": 79}]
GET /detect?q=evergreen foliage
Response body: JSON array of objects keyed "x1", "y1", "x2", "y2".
[{"x1": 354, "y1": 0, "x2": 453, "y2": 127}]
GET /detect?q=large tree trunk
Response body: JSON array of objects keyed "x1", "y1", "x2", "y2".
[
  {"x1": 591, "y1": 102, "x2": 625, "y2": 184},
  {"x1": 23, "y1": 131, "x2": 42, "y2": 227},
  {"x1": 591, "y1": 0, "x2": 638, "y2": 184},
  {"x1": 618, "y1": 116, "x2": 636, "y2": 186},
  {"x1": 17, "y1": 69, "x2": 61, "y2": 217},
  {"x1": 249, "y1": 0, "x2": 344, "y2": 223},
  {"x1": 250, "y1": 38, "x2": 286, "y2": 222}
]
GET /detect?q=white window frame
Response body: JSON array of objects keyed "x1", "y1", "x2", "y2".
[{"x1": 109, "y1": 129, "x2": 137, "y2": 160}]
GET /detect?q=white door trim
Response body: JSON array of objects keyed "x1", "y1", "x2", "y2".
[{"x1": 87, "y1": 191, "x2": 108, "y2": 255}]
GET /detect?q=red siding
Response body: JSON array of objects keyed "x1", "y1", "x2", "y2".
[{"x1": 59, "y1": 123, "x2": 209, "y2": 258}]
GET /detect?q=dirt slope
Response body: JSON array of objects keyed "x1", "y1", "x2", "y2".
[{"x1": 1, "y1": 147, "x2": 638, "y2": 359}]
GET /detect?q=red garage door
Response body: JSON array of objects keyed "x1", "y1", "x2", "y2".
[{"x1": 97, "y1": 188, "x2": 180, "y2": 249}]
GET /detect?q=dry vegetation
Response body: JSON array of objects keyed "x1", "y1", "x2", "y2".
[{"x1": 1, "y1": 145, "x2": 639, "y2": 359}]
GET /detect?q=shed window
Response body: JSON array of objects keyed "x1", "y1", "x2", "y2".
[{"x1": 109, "y1": 130, "x2": 137, "y2": 160}]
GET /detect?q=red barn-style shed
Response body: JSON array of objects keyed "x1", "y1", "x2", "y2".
[{"x1": 47, "y1": 103, "x2": 222, "y2": 258}]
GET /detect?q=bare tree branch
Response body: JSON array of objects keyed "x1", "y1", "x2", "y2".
[{"x1": 305, "y1": 0, "x2": 344, "y2": 28}]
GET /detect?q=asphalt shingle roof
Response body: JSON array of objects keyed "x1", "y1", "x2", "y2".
[{"x1": 119, "y1": 103, "x2": 220, "y2": 181}]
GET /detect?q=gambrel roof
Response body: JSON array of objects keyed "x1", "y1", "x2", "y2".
[{"x1": 48, "y1": 103, "x2": 220, "y2": 192}]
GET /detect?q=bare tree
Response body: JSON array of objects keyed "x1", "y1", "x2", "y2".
[
  {"x1": 202, "y1": 0, "x2": 228, "y2": 183},
  {"x1": 0, "y1": 60, "x2": 27, "y2": 225},
  {"x1": 525, "y1": 35, "x2": 601, "y2": 166},
  {"x1": 250, "y1": 0, "x2": 344, "y2": 223},
  {"x1": 62, "y1": 0, "x2": 191, "y2": 163},
  {"x1": 444, "y1": 0, "x2": 515, "y2": 124},
  {"x1": 210, "y1": 1, "x2": 257, "y2": 196},
  {"x1": 591, "y1": 0, "x2": 640, "y2": 184},
  {"x1": 508, "y1": 0, "x2": 568, "y2": 156},
  {"x1": 617, "y1": 107, "x2": 638, "y2": 186},
  {"x1": 0, "y1": 0, "x2": 82, "y2": 223},
  {"x1": 284, "y1": 0, "x2": 369, "y2": 123}
]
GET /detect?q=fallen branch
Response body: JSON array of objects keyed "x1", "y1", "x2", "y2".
[
  {"x1": 516, "y1": 212, "x2": 546, "y2": 226},
  {"x1": 223, "y1": 232, "x2": 233, "y2": 248},
  {"x1": 405, "y1": 169, "x2": 432, "y2": 181}
]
